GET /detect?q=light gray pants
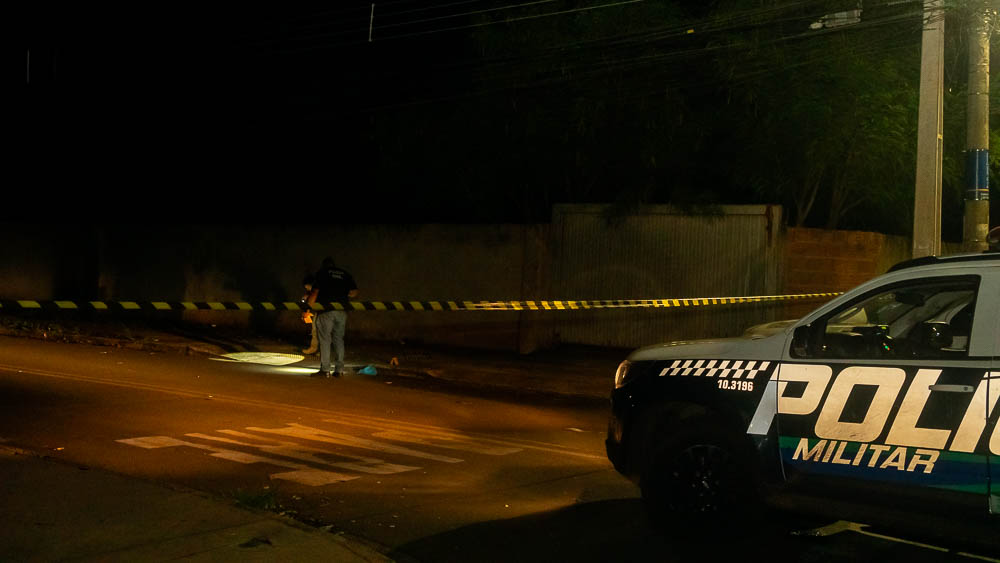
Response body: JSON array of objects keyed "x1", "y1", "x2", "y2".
[{"x1": 315, "y1": 310, "x2": 347, "y2": 372}]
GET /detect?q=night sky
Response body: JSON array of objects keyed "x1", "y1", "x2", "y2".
[
  {"x1": 23, "y1": 3, "x2": 475, "y2": 222},
  {"x1": 23, "y1": 2, "x2": 759, "y2": 225}
]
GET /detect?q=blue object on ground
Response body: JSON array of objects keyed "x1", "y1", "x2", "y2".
[{"x1": 358, "y1": 365, "x2": 377, "y2": 375}]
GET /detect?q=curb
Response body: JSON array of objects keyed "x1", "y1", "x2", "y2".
[{"x1": 0, "y1": 327, "x2": 230, "y2": 357}]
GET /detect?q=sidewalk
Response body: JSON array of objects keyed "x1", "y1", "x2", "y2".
[{"x1": 0, "y1": 446, "x2": 392, "y2": 562}]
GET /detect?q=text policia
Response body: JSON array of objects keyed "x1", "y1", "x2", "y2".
[{"x1": 754, "y1": 365, "x2": 1000, "y2": 476}]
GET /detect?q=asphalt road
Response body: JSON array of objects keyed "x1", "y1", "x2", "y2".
[{"x1": 0, "y1": 336, "x2": 995, "y2": 562}]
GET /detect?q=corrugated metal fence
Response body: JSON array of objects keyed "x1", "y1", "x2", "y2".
[{"x1": 548, "y1": 204, "x2": 788, "y2": 348}]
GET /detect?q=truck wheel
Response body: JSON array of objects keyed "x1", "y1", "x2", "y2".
[{"x1": 639, "y1": 421, "x2": 757, "y2": 529}]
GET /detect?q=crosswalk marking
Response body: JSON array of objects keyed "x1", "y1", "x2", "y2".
[
  {"x1": 246, "y1": 424, "x2": 465, "y2": 464},
  {"x1": 192, "y1": 431, "x2": 420, "y2": 475},
  {"x1": 319, "y1": 416, "x2": 599, "y2": 459},
  {"x1": 115, "y1": 415, "x2": 598, "y2": 487},
  {"x1": 117, "y1": 422, "x2": 470, "y2": 487},
  {"x1": 116, "y1": 435, "x2": 358, "y2": 486},
  {"x1": 4, "y1": 362, "x2": 598, "y2": 460},
  {"x1": 118, "y1": 436, "x2": 190, "y2": 449},
  {"x1": 369, "y1": 430, "x2": 522, "y2": 456}
]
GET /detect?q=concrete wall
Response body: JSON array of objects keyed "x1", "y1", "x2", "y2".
[
  {"x1": 0, "y1": 223, "x2": 101, "y2": 302},
  {"x1": 1, "y1": 222, "x2": 540, "y2": 351},
  {"x1": 3, "y1": 218, "x2": 957, "y2": 353},
  {"x1": 106, "y1": 223, "x2": 536, "y2": 351}
]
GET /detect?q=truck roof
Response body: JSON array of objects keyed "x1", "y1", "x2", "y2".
[{"x1": 887, "y1": 252, "x2": 999, "y2": 273}]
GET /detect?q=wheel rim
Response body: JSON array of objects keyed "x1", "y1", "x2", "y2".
[{"x1": 664, "y1": 443, "x2": 734, "y2": 513}]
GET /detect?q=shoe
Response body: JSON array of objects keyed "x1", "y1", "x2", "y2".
[
  {"x1": 328, "y1": 371, "x2": 342, "y2": 378},
  {"x1": 310, "y1": 370, "x2": 332, "y2": 378}
]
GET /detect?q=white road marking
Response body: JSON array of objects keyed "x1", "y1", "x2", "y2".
[
  {"x1": 246, "y1": 424, "x2": 465, "y2": 463},
  {"x1": 794, "y1": 521, "x2": 999, "y2": 562},
  {"x1": 116, "y1": 435, "x2": 358, "y2": 486},
  {"x1": 370, "y1": 430, "x2": 522, "y2": 456},
  {"x1": 115, "y1": 413, "x2": 595, "y2": 486},
  {"x1": 321, "y1": 417, "x2": 601, "y2": 460},
  {"x1": 118, "y1": 436, "x2": 189, "y2": 449},
  {"x1": 190, "y1": 431, "x2": 420, "y2": 475},
  {"x1": 2, "y1": 362, "x2": 600, "y2": 460}
]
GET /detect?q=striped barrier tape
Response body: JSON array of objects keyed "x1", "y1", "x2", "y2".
[{"x1": 0, "y1": 293, "x2": 843, "y2": 313}]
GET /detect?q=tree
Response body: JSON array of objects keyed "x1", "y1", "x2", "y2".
[
  {"x1": 350, "y1": 0, "x2": 994, "y2": 230},
  {"x1": 708, "y1": 0, "x2": 927, "y2": 232}
]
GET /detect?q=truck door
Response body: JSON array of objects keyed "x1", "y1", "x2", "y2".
[
  {"x1": 991, "y1": 301, "x2": 999, "y2": 515},
  {"x1": 778, "y1": 274, "x2": 992, "y2": 515}
]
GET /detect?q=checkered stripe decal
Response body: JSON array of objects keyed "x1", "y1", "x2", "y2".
[{"x1": 659, "y1": 359, "x2": 772, "y2": 380}]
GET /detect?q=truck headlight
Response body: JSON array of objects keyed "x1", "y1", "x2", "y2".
[{"x1": 614, "y1": 360, "x2": 632, "y2": 389}]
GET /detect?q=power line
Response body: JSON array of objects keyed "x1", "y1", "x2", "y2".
[
  {"x1": 257, "y1": 0, "x2": 836, "y2": 49},
  {"x1": 428, "y1": 4, "x2": 926, "y2": 95},
  {"x1": 241, "y1": 0, "x2": 498, "y2": 41},
  {"x1": 374, "y1": 0, "x2": 647, "y2": 40},
  {"x1": 300, "y1": 11, "x2": 924, "y2": 117},
  {"x1": 265, "y1": 0, "x2": 486, "y2": 24},
  {"x1": 233, "y1": 0, "x2": 550, "y2": 46},
  {"x1": 261, "y1": 0, "x2": 914, "y2": 60},
  {"x1": 241, "y1": 0, "x2": 652, "y2": 51},
  {"x1": 219, "y1": 0, "x2": 934, "y2": 119},
  {"x1": 379, "y1": 0, "x2": 560, "y2": 30}
]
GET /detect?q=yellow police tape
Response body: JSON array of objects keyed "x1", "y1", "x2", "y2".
[{"x1": 0, "y1": 293, "x2": 842, "y2": 313}]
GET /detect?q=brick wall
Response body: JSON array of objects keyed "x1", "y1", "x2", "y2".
[
  {"x1": 781, "y1": 227, "x2": 911, "y2": 320},
  {"x1": 786, "y1": 225, "x2": 918, "y2": 295}
]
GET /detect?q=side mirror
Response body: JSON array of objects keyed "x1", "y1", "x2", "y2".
[{"x1": 791, "y1": 325, "x2": 811, "y2": 357}]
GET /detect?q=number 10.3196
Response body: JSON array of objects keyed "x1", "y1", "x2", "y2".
[{"x1": 718, "y1": 379, "x2": 754, "y2": 392}]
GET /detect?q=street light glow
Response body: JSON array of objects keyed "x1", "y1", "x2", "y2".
[{"x1": 216, "y1": 352, "x2": 305, "y2": 366}]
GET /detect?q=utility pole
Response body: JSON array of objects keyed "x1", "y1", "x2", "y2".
[
  {"x1": 913, "y1": 0, "x2": 946, "y2": 258},
  {"x1": 963, "y1": 2, "x2": 991, "y2": 253}
]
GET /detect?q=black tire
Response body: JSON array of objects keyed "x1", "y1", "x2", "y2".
[{"x1": 639, "y1": 417, "x2": 760, "y2": 532}]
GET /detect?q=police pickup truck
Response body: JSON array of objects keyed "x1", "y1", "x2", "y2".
[{"x1": 606, "y1": 251, "x2": 999, "y2": 526}]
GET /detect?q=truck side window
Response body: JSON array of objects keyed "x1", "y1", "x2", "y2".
[{"x1": 795, "y1": 278, "x2": 979, "y2": 360}]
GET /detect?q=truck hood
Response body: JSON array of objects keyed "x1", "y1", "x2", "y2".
[{"x1": 627, "y1": 331, "x2": 788, "y2": 362}]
